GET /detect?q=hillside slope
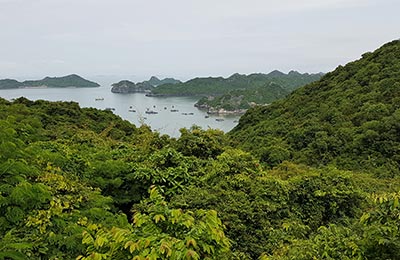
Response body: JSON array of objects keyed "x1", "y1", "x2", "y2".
[
  {"x1": 151, "y1": 71, "x2": 322, "y2": 96},
  {"x1": 111, "y1": 76, "x2": 181, "y2": 93},
  {"x1": 195, "y1": 82, "x2": 290, "y2": 111},
  {"x1": 230, "y1": 40, "x2": 400, "y2": 176},
  {"x1": 0, "y1": 74, "x2": 99, "y2": 89}
]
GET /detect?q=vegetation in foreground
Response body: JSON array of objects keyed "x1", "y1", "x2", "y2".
[{"x1": 1, "y1": 40, "x2": 400, "y2": 259}]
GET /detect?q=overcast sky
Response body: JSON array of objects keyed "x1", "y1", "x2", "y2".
[{"x1": 0, "y1": 0, "x2": 399, "y2": 81}]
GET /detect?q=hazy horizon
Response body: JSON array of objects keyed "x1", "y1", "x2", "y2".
[{"x1": 1, "y1": 0, "x2": 399, "y2": 82}]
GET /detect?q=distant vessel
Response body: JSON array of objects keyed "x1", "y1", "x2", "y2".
[
  {"x1": 215, "y1": 118, "x2": 224, "y2": 122},
  {"x1": 105, "y1": 107, "x2": 115, "y2": 111},
  {"x1": 182, "y1": 112, "x2": 188, "y2": 115},
  {"x1": 170, "y1": 109, "x2": 179, "y2": 112},
  {"x1": 205, "y1": 115, "x2": 210, "y2": 118},
  {"x1": 95, "y1": 97, "x2": 104, "y2": 101},
  {"x1": 145, "y1": 110, "x2": 158, "y2": 114},
  {"x1": 188, "y1": 112, "x2": 194, "y2": 115},
  {"x1": 128, "y1": 109, "x2": 136, "y2": 112}
]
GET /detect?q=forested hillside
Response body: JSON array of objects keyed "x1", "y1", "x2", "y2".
[
  {"x1": 0, "y1": 74, "x2": 99, "y2": 89},
  {"x1": 1, "y1": 40, "x2": 400, "y2": 260},
  {"x1": 195, "y1": 82, "x2": 289, "y2": 111},
  {"x1": 231, "y1": 40, "x2": 400, "y2": 177},
  {"x1": 111, "y1": 76, "x2": 181, "y2": 93},
  {"x1": 152, "y1": 71, "x2": 321, "y2": 96},
  {"x1": 151, "y1": 71, "x2": 321, "y2": 112}
]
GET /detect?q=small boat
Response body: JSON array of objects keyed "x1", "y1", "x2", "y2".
[
  {"x1": 205, "y1": 115, "x2": 210, "y2": 118},
  {"x1": 129, "y1": 106, "x2": 133, "y2": 108},
  {"x1": 181, "y1": 113, "x2": 188, "y2": 115},
  {"x1": 164, "y1": 107, "x2": 167, "y2": 110},
  {"x1": 145, "y1": 110, "x2": 158, "y2": 114},
  {"x1": 95, "y1": 98, "x2": 104, "y2": 101},
  {"x1": 128, "y1": 109, "x2": 136, "y2": 112},
  {"x1": 215, "y1": 118, "x2": 224, "y2": 122},
  {"x1": 105, "y1": 107, "x2": 115, "y2": 111},
  {"x1": 153, "y1": 105, "x2": 156, "y2": 108},
  {"x1": 188, "y1": 112, "x2": 194, "y2": 115},
  {"x1": 170, "y1": 109, "x2": 179, "y2": 112}
]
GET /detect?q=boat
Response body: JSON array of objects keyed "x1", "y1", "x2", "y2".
[
  {"x1": 215, "y1": 118, "x2": 224, "y2": 122},
  {"x1": 128, "y1": 109, "x2": 136, "y2": 112},
  {"x1": 205, "y1": 115, "x2": 210, "y2": 118},
  {"x1": 170, "y1": 109, "x2": 179, "y2": 112},
  {"x1": 95, "y1": 98, "x2": 104, "y2": 101},
  {"x1": 164, "y1": 107, "x2": 167, "y2": 110},
  {"x1": 188, "y1": 112, "x2": 194, "y2": 115},
  {"x1": 181, "y1": 113, "x2": 188, "y2": 115},
  {"x1": 105, "y1": 107, "x2": 115, "y2": 111},
  {"x1": 145, "y1": 110, "x2": 158, "y2": 114}
]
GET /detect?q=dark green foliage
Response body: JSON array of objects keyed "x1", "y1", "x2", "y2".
[
  {"x1": 171, "y1": 158, "x2": 364, "y2": 258},
  {"x1": 152, "y1": 71, "x2": 321, "y2": 112},
  {"x1": 176, "y1": 126, "x2": 227, "y2": 159},
  {"x1": 2, "y1": 40, "x2": 400, "y2": 259},
  {"x1": 231, "y1": 40, "x2": 400, "y2": 176},
  {"x1": 196, "y1": 82, "x2": 290, "y2": 110},
  {"x1": 153, "y1": 71, "x2": 322, "y2": 96}
]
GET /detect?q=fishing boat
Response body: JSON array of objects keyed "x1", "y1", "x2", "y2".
[{"x1": 145, "y1": 110, "x2": 158, "y2": 114}]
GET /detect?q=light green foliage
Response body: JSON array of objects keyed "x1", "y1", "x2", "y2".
[
  {"x1": 360, "y1": 192, "x2": 400, "y2": 259},
  {"x1": 1, "y1": 40, "x2": 400, "y2": 260},
  {"x1": 78, "y1": 187, "x2": 231, "y2": 260}
]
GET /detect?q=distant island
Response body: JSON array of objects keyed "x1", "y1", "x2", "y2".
[
  {"x1": 146, "y1": 70, "x2": 323, "y2": 113},
  {"x1": 111, "y1": 76, "x2": 181, "y2": 93},
  {"x1": 0, "y1": 74, "x2": 100, "y2": 89}
]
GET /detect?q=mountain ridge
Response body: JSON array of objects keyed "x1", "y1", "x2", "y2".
[
  {"x1": 230, "y1": 40, "x2": 400, "y2": 176},
  {"x1": 0, "y1": 74, "x2": 100, "y2": 89}
]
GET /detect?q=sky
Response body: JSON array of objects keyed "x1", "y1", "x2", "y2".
[{"x1": 0, "y1": 0, "x2": 399, "y2": 82}]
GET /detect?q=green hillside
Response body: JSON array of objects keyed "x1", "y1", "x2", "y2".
[
  {"x1": 2, "y1": 40, "x2": 400, "y2": 260},
  {"x1": 151, "y1": 71, "x2": 322, "y2": 96},
  {"x1": 111, "y1": 76, "x2": 181, "y2": 93},
  {"x1": 196, "y1": 82, "x2": 290, "y2": 111},
  {"x1": 230, "y1": 40, "x2": 400, "y2": 176},
  {"x1": 0, "y1": 74, "x2": 99, "y2": 89}
]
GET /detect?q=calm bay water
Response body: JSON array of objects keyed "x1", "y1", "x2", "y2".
[{"x1": 0, "y1": 86, "x2": 240, "y2": 137}]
